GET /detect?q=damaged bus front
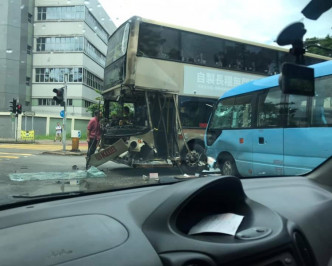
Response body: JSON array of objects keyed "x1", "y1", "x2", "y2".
[{"x1": 100, "y1": 88, "x2": 183, "y2": 168}]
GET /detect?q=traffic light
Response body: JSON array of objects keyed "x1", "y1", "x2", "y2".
[
  {"x1": 53, "y1": 87, "x2": 64, "y2": 106},
  {"x1": 9, "y1": 98, "x2": 17, "y2": 113},
  {"x1": 16, "y1": 104, "x2": 22, "y2": 114}
]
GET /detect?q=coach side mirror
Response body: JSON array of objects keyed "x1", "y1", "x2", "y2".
[{"x1": 279, "y1": 63, "x2": 315, "y2": 96}]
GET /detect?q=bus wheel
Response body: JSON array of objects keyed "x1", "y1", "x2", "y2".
[
  {"x1": 219, "y1": 155, "x2": 239, "y2": 176},
  {"x1": 181, "y1": 144, "x2": 207, "y2": 175}
]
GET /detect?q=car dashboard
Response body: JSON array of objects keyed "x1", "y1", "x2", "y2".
[{"x1": 1, "y1": 174, "x2": 332, "y2": 266}]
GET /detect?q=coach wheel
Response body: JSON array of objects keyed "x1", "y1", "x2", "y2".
[{"x1": 219, "y1": 155, "x2": 239, "y2": 176}]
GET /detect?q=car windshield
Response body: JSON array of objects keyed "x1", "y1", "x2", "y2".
[{"x1": 0, "y1": 0, "x2": 331, "y2": 205}]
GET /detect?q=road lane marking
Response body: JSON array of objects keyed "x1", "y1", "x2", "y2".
[
  {"x1": 0, "y1": 152, "x2": 33, "y2": 156},
  {"x1": 0, "y1": 155, "x2": 19, "y2": 159},
  {"x1": 0, "y1": 144, "x2": 87, "y2": 152}
]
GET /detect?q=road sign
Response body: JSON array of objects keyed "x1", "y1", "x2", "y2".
[
  {"x1": 21, "y1": 130, "x2": 35, "y2": 141},
  {"x1": 60, "y1": 110, "x2": 65, "y2": 118},
  {"x1": 23, "y1": 111, "x2": 35, "y2": 116},
  {"x1": 71, "y1": 130, "x2": 81, "y2": 138}
]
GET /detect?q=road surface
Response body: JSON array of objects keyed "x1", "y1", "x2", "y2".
[{"x1": 0, "y1": 141, "x2": 189, "y2": 206}]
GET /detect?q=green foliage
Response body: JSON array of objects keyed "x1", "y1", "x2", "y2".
[
  {"x1": 86, "y1": 101, "x2": 134, "y2": 118},
  {"x1": 305, "y1": 35, "x2": 332, "y2": 57},
  {"x1": 85, "y1": 89, "x2": 136, "y2": 118},
  {"x1": 86, "y1": 89, "x2": 103, "y2": 116},
  {"x1": 87, "y1": 103, "x2": 102, "y2": 116}
]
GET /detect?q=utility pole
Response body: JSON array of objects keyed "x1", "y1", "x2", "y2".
[{"x1": 62, "y1": 74, "x2": 68, "y2": 152}]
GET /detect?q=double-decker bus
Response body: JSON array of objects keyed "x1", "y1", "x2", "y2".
[{"x1": 95, "y1": 16, "x2": 329, "y2": 173}]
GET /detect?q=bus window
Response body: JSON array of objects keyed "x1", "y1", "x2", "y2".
[
  {"x1": 224, "y1": 41, "x2": 244, "y2": 70},
  {"x1": 138, "y1": 23, "x2": 181, "y2": 60},
  {"x1": 179, "y1": 96, "x2": 216, "y2": 128},
  {"x1": 106, "y1": 23, "x2": 130, "y2": 66},
  {"x1": 257, "y1": 87, "x2": 283, "y2": 127},
  {"x1": 138, "y1": 23, "x2": 163, "y2": 57},
  {"x1": 311, "y1": 76, "x2": 332, "y2": 126},
  {"x1": 287, "y1": 95, "x2": 309, "y2": 127}
]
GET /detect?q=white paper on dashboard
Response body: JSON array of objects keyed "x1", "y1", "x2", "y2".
[{"x1": 188, "y1": 213, "x2": 244, "y2": 236}]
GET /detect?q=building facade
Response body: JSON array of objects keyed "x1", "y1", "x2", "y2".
[
  {"x1": 0, "y1": 0, "x2": 34, "y2": 113},
  {"x1": 0, "y1": 0, "x2": 116, "y2": 117}
]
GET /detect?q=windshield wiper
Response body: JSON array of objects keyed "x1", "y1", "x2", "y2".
[{"x1": 12, "y1": 191, "x2": 86, "y2": 199}]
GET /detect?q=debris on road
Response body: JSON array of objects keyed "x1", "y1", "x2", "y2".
[{"x1": 9, "y1": 167, "x2": 106, "y2": 181}]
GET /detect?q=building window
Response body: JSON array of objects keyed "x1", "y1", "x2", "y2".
[
  {"x1": 37, "y1": 7, "x2": 46, "y2": 20},
  {"x1": 36, "y1": 36, "x2": 106, "y2": 66},
  {"x1": 84, "y1": 100, "x2": 93, "y2": 108},
  {"x1": 67, "y1": 99, "x2": 73, "y2": 106},
  {"x1": 35, "y1": 67, "x2": 83, "y2": 83},
  {"x1": 85, "y1": 39, "x2": 106, "y2": 66},
  {"x1": 28, "y1": 13, "x2": 33, "y2": 23},
  {"x1": 26, "y1": 77, "x2": 31, "y2": 86},
  {"x1": 85, "y1": 8, "x2": 108, "y2": 43},
  {"x1": 27, "y1": 45, "x2": 32, "y2": 54},
  {"x1": 36, "y1": 36, "x2": 84, "y2": 52},
  {"x1": 38, "y1": 98, "x2": 57, "y2": 106},
  {"x1": 38, "y1": 98, "x2": 72, "y2": 106},
  {"x1": 35, "y1": 67, "x2": 103, "y2": 90},
  {"x1": 37, "y1": 6, "x2": 85, "y2": 21},
  {"x1": 36, "y1": 6, "x2": 108, "y2": 43},
  {"x1": 83, "y1": 69, "x2": 103, "y2": 90}
]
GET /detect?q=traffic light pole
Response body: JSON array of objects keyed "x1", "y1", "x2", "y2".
[
  {"x1": 14, "y1": 116, "x2": 17, "y2": 141},
  {"x1": 62, "y1": 75, "x2": 67, "y2": 152}
]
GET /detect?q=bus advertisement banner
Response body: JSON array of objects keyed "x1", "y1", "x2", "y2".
[{"x1": 184, "y1": 65, "x2": 262, "y2": 97}]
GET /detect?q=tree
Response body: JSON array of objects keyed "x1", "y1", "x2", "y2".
[
  {"x1": 86, "y1": 89, "x2": 103, "y2": 116},
  {"x1": 305, "y1": 35, "x2": 332, "y2": 57},
  {"x1": 86, "y1": 102, "x2": 102, "y2": 117}
]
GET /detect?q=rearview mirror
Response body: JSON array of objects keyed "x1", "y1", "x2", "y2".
[
  {"x1": 276, "y1": 22, "x2": 306, "y2": 46},
  {"x1": 279, "y1": 63, "x2": 315, "y2": 96}
]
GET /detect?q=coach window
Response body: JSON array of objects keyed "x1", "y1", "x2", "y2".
[
  {"x1": 232, "y1": 94, "x2": 252, "y2": 128},
  {"x1": 209, "y1": 97, "x2": 235, "y2": 129},
  {"x1": 287, "y1": 94, "x2": 309, "y2": 127},
  {"x1": 311, "y1": 76, "x2": 332, "y2": 126},
  {"x1": 257, "y1": 87, "x2": 283, "y2": 127}
]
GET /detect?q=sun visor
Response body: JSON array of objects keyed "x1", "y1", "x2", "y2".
[{"x1": 302, "y1": 0, "x2": 332, "y2": 20}]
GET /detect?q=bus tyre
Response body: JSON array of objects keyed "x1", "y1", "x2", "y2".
[
  {"x1": 219, "y1": 155, "x2": 239, "y2": 176},
  {"x1": 181, "y1": 144, "x2": 207, "y2": 175}
]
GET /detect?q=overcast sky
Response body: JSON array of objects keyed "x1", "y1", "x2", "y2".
[{"x1": 98, "y1": 0, "x2": 332, "y2": 46}]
